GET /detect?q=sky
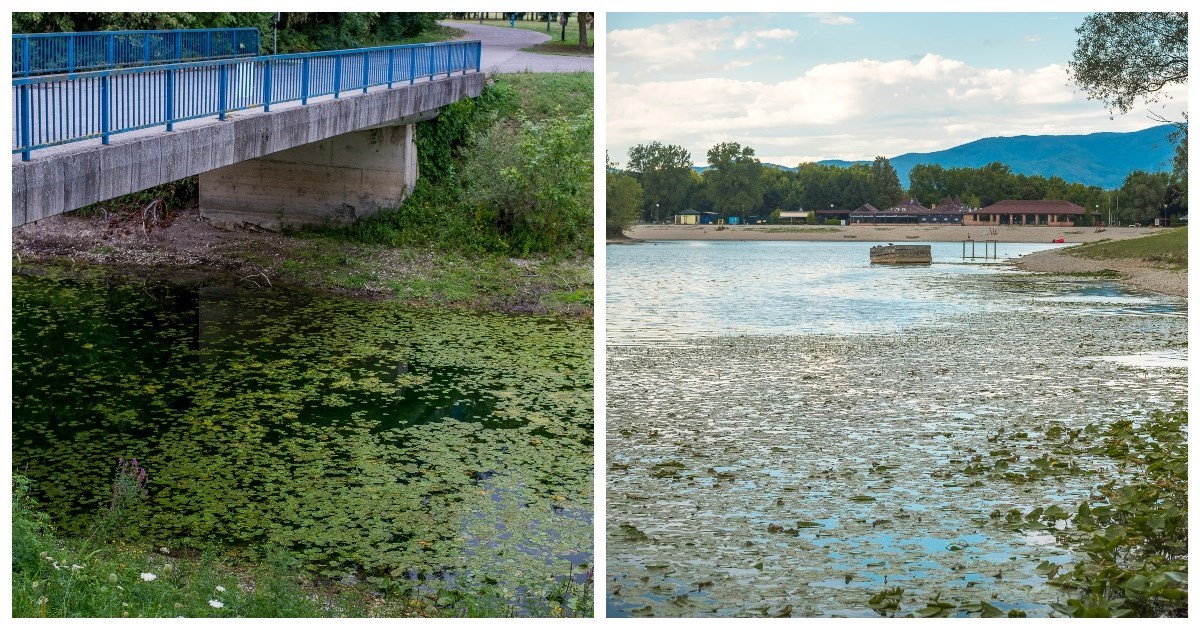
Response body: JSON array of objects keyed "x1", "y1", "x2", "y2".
[{"x1": 606, "y1": 12, "x2": 1188, "y2": 168}]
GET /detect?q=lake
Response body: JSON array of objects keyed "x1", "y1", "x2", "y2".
[
  {"x1": 606, "y1": 240, "x2": 1186, "y2": 617},
  {"x1": 11, "y1": 265, "x2": 593, "y2": 610}
]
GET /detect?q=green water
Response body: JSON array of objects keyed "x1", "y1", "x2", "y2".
[{"x1": 11, "y1": 266, "x2": 593, "y2": 595}]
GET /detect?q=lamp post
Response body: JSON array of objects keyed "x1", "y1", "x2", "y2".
[{"x1": 656, "y1": 202, "x2": 660, "y2": 224}]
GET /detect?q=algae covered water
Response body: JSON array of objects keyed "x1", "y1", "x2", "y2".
[
  {"x1": 606, "y1": 241, "x2": 1186, "y2": 617},
  {"x1": 11, "y1": 266, "x2": 593, "y2": 599}
]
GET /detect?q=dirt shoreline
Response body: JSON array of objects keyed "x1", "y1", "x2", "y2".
[
  {"x1": 619, "y1": 223, "x2": 1159, "y2": 244},
  {"x1": 12, "y1": 206, "x2": 594, "y2": 316},
  {"x1": 613, "y1": 224, "x2": 1187, "y2": 298}
]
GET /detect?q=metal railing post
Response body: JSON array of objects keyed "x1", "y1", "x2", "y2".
[
  {"x1": 165, "y1": 68, "x2": 175, "y2": 131},
  {"x1": 387, "y1": 48, "x2": 394, "y2": 88},
  {"x1": 301, "y1": 57, "x2": 309, "y2": 105},
  {"x1": 409, "y1": 47, "x2": 416, "y2": 85},
  {"x1": 218, "y1": 62, "x2": 228, "y2": 120},
  {"x1": 428, "y1": 46, "x2": 434, "y2": 81},
  {"x1": 19, "y1": 83, "x2": 32, "y2": 161},
  {"x1": 22, "y1": 37, "x2": 30, "y2": 77},
  {"x1": 101, "y1": 73, "x2": 111, "y2": 144},
  {"x1": 107, "y1": 36, "x2": 115, "y2": 68},
  {"x1": 362, "y1": 52, "x2": 369, "y2": 93},
  {"x1": 144, "y1": 34, "x2": 151, "y2": 65},
  {"x1": 263, "y1": 60, "x2": 272, "y2": 111},
  {"x1": 67, "y1": 37, "x2": 75, "y2": 74},
  {"x1": 334, "y1": 54, "x2": 341, "y2": 98}
]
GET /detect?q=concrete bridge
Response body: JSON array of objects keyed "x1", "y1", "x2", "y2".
[{"x1": 12, "y1": 40, "x2": 484, "y2": 230}]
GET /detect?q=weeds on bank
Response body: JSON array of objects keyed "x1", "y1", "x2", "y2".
[{"x1": 14, "y1": 469, "x2": 593, "y2": 617}]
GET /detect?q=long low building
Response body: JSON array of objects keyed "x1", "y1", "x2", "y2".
[
  {"x1": 964, "y1": 200, "x2": 1097, "y2": 227},
  {"x1": 850, "y1": 197, "x2": 965, "y2": 224}
]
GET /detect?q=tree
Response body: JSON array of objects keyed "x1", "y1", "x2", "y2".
[
  {"x1": 626, "y1": 142, "x2": 694, "y2": 222},
  {"x1": 578, "y1": 12, "x2": 591, "y2": 50},
  {"x1": 1069, "y1": 12, "x2": 1187, "y2": 121},
  {"x1": 1071, "y1": 13, "x2": 1187, "y2": 211},
  {"x1": 704, "y1": 142, "x2": 763, "y2": 220},
  {"x1": 1118, "y1": 170, "x2": 1170, "y2": 224},
  {"x1": 868, "y1": 156, "x2": 904, "y2": 209},
  {"x1": 606, "y1": 161, "x2": 643, "y2": 237}
]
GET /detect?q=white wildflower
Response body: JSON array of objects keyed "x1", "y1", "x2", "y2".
[
  {"x1": 116, "y1": 585, "x2": 124, "y2": 591},
  {"x1": 36, "y1": 596, "x2": 48, "y2": 606},
  {"x1": 159, "y1": 546, "x2": 170, "y2": 554},
  {"x1": 215, "y1": 585, "x2": 226, "y2": 593},
  {"x1": 208, "y1": 599, "x2": 224, "y2": 609},
  {"x1": 71, "y1": 564, "x2": 85, "y2": 572},
  {"x1": 31, "y1": 581, "x2": 40, "y2": 589},
  {"x1": 122, "y1": 602, "x2": 129, "y2": 608},
  {"x1": 140, "y1": 572, "x2": 157, "y2": 582}
]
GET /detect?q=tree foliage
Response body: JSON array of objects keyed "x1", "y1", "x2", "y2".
[
  {"x1": 11, "y1": 12, "x2": 441, "y2": 54},
  {"x1": 606, "y1": 169, "x2": 643, "y2": 236},
  {"x1": 1118, "y1": 170, "x2": 1170, "y2": 224},
  {"x1": 704, "y1": 141, "x2": 763, "y2": 219},
  {"x1": 626, "y1": 142, "x2": 694, "y2": 222},
  {"x1": 1069, "y1": 12, "x2": 1187, "y2": 119},
  {"x1": 869, "y1": 156, "x2": 905, "y2": 209}
]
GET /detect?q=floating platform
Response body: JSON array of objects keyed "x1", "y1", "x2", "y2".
[{"x1": 870, "y1": 244, "x2": 932, "y2": 264}]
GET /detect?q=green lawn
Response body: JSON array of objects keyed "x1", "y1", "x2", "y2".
[{"x1": 1067, "y1": 227, "x2": 1188, "y2": 269}]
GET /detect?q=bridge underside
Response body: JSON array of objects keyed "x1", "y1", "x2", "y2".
[
  {"x1": 200, "y1": 115, "x2": 430, "y2": 230},
  {"x1": 12, "y1": 72, "x2": 484, "y2": 228}
]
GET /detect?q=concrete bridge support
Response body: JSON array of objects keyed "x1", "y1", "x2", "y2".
[{"x1": 200, "y1": 119, "x2": 423, "y2": 231}]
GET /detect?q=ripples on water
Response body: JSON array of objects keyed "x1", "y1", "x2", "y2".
[{"x1": 606, "y1": 240, "x2": 1187, "y2": 617}]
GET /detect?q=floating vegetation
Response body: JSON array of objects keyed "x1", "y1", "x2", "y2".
[
  {"x1": 12, "y1": 265, "x2": 593, "y2": 612},
  {"x1": 606, "y1": 241, "x2": 1186, "y2": 617}
]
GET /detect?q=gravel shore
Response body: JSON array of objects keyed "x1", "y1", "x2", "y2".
[{"x1": 1011, "y1": 247, "x2": 1187, "y2": 297}]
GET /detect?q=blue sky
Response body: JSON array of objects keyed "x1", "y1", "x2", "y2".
[{"x1": 607, "y1": 12, "x2": 1187, "y2": 167}]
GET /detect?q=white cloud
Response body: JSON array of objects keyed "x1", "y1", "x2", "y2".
[
  {"x1": 807, "y1": 13, "x2": 856, "y2": 26},
  {"x1": 607, "y1": 54, "x2": 1184, "y2": 166},
  {"x1": 610, "y1": 18, "x2": 798, "y2": 76}
]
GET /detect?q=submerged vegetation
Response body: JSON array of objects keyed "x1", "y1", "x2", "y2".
[
  {"x1": 12, "y1": 268, "x2": 593, "y2": 617},
  {"x1": 606, "y1": 241, "x2": 1186, "y2": 617},
  {"x1": 866, "y1": 408, "x2": 1187, "y2": 617}
]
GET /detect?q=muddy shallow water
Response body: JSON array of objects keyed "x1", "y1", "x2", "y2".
[{"x1": 606, "y1": 241, "x2": 1186, "y2": 617}]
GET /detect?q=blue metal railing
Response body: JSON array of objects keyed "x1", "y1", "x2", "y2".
[
  {"x1": 12, "y1": 28, "x2": 261, "y2": 77},
  {"x1": 12, "y1": 40, "x2": 482, "y2": 160}
]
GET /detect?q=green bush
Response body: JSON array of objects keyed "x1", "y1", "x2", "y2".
[{"x1": 462, "y1": 112, "x2": 593, "y2": 255}]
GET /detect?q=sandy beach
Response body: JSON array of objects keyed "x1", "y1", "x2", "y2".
[
  {"x1": 617, "y1": 223, "x2": 1158, "y2": 244},
  {"x1": 613, "y1": 224, "x2": 1187, "y2": 298}
]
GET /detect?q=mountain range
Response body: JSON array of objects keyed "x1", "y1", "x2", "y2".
[{"x1": 695, "y1": 125, "x2": 1180, "y2": 190}]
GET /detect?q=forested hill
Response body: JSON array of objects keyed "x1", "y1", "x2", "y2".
[{"x1": 817, "y1": 125, "x2": 1178, "y2": 189}]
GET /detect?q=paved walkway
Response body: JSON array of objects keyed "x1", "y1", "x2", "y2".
[{"x1": 442, "y1": 21, "x2": 593, "y2": 73}]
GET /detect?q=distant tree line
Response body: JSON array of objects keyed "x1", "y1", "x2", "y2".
[
  {"x1": 607, "y1": 139, "x2": 1186, "y2": 232},
  {"x1": 12, "y1": 12, "x2": 441, "y2": 54}
]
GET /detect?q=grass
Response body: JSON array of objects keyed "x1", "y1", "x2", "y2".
[
  {"x1": 12, "y1": 475, "x2": 593, "y2": 618},
  {"x1": 498, "y1": 72, "x2": 594, "y2": 120},
  {"x1": 1066, "y1": 227, "x2": 1187, "y2": 269}
]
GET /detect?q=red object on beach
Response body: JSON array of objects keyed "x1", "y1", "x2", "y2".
[{"x1": 1052, "y1": 238, "x2": 1065, "y2": 243}]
